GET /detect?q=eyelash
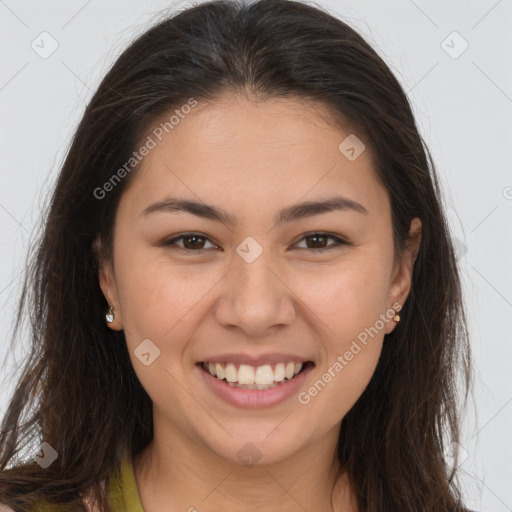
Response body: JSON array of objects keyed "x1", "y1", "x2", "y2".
[{"x1": 161, "y1": 232, "x2": 350, "y2": 253}]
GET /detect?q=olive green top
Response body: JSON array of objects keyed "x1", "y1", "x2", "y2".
[
  {"x1": 24, "y1": 455, "x2": 145, "y2": 511},
  {"x1": 107, "y1": 454, "x2": 145, "y2": 512}
]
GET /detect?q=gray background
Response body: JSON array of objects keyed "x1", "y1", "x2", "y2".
[{"x1": 0, "y1": 1, "x2": 511, "y2": 510}]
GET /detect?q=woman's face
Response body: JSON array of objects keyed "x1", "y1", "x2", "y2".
[{"x1": 98, "y1": 93, "x2": 421, "y2": 466}]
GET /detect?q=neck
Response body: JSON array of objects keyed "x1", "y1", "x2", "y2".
[{"x1": 132, "y1": 420, "x2": 358, "y2": 512}]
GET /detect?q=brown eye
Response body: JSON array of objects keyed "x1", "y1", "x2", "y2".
[
  {"x1": 295, "y1": 233, "x2": 349, "y2": 251},
  {"x1": 162, "y1": 233, "x2": 218, "y2": 252},
  {"x1": 161, "y1": 232, "x2": 349, "y2": 253}
]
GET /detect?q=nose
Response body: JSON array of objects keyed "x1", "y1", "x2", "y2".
[{"x1": 214, "y1": 249, "x2": 296, "y2": 339}]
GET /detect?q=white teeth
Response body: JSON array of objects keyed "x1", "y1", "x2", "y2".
[
  {"x1": 285, "y1": 362, "x2": 295, "y2": 379},
  {"x1": 225, "y1": 363, "x2": 237, "y2": 383},
  {"x1": 203, "y1": 360, "x2": 306, "y2": 387},
  {"x1": 227, "y1": 382, "x2": 278, "y2": 390},
  {"x1": 238, "y1": 364, "x2": 255, "y2": 385},
  {"x1": 255, "y1": 383, "x2": 273, "y2": 390},
  {"x1": 254, "y1": 365, "x2": 274, "y2": 385},
  {"x1": 215, "y1": 363, "x2": 225, "y2": 380},
  {"x1": 274, "y1": 363, "x2": 285, "y2": 381}
]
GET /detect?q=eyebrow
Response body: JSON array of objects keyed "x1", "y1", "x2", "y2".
[{"x1": 140, "y1": 195, "x2": 368, "y2": 227}]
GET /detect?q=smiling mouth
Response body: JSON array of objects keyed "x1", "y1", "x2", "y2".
[{"x1": 199, "y1": 361, "x2": 313, "y2": 390}]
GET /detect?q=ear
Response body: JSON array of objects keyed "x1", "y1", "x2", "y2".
[
  {"x1": 384, "y1": 217, "x2": 422, "y2": 334},
  {"x1": 93, "y1": 237, "x2": 123, "y2": 331}
]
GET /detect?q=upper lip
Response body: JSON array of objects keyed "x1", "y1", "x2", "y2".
[{"x1": 198, "y1": 353, "x2": 313, "y2": 367}]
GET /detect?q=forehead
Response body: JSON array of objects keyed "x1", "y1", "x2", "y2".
[{"x1": 122, "y1": 93, "x2": 389, "y2": 221}]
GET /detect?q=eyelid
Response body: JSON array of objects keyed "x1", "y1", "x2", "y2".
[
  {"x1": 162, "y1": 232, "x2": 220, "y2": 251},
  {"x1": 161, "y1": 231, "x2": 351, "y2": 252},
  {"x1": 292, "y1": 232, "x2": 351, "y2": 250}
]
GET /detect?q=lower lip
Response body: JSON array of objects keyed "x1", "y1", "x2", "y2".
[{"x1": 197, "y1": 363, "x2": 314, "y2": 409}]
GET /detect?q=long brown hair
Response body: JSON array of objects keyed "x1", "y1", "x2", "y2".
[{"x1": 0, "y1": 1, "x2": 472, "y2": 510}]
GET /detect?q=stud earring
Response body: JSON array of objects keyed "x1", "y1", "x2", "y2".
[
  {"x1": 105, "y1": 305, "x2": 115, "y2": 324},
  {"x1": 393, "y1": 311, "x2": 400, "y2": 322}
]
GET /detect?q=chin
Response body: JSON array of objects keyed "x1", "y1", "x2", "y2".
[{"x1": 187, "y1": 422, "x2": 300, "y2": 465}]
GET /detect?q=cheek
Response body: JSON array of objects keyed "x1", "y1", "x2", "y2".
[
  {"x1": 292, "y1": 255, "x2": 391, "y2": 339},
  {"x1": 114, "y1": 258, "x2": 205, "y2": 404},
  {"x1": 292, "y1": 258, "x2": 390, "y2": 418},
  {"x1": 120, "y1": 269, "x2": 193, "y2": 336},
  {"x1": 298, "y1": 303, "x2": 387, "y2": 429},
  {"x1": 114, "y1": 248, "x2": 228, "y2": 366},
  {"x1": 306, "y1": 341, "x2": 382, "y2": 426},
  {"x1": 115, "y1": 241, "x2": 392, "y2": 352}
]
